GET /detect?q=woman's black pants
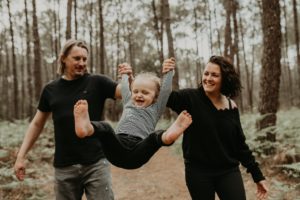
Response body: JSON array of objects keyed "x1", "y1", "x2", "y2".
[{"x1": 185, "y1": 163, "x2": 246, "y2": 200}]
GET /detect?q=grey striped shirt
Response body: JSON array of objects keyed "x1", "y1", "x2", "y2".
[{"x1": 115, "y1": 71, "x2": 173, "y2": 139}]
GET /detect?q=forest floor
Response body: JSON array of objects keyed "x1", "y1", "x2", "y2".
[
  {"x1": 1, "y1": 110, "x2": 300, "y2": 200},
  {"x1": 1, "y1": 140, "x2": 300, "y2": 200}
]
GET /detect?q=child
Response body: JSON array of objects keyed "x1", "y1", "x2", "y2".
[{"x1": 73, "y1": 58, "x2": 192, "y2": 169}]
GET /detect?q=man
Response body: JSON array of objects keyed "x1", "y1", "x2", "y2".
[{"x1": 14, "y1": 39, "x2": 132, "y2": 199}]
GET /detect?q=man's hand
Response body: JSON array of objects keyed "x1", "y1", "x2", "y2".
[
  {"x1": 118, "y1": 63, "x2": 132, "y2": 76},
  {"x1": 118, "y1": 62, "x2": 133, "y2": 85},
  {"x1": 14, "y1": 157, "x2": 26, "y2": 181}
]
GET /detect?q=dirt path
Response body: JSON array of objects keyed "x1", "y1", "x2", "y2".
[
  {"x1": 111, "y1": 146, "x2": 260, "y2": 200},
  {"x1": 111, "y1": 147, "x2": 190, "y2": 200},
  {"x1": 6, "y1": 142, "x2": 299, "y2": 200},
  {"x1": 41, "y1": 145, "x2": 257, "y2": 200}
]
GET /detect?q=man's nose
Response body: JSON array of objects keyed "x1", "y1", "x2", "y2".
[{"x1": 79, "y1": 59, "x2": 85, "y2": 66}]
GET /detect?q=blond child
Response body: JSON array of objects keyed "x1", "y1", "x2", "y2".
[{"x1": 73, "y1": 58, "x2": 192, "y2": 169}]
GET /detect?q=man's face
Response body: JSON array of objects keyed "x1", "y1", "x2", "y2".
[{"x1": 62, "y1": 46, "x2": 88, "y2": 80}]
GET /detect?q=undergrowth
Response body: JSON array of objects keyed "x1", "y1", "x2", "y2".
[{"x1": 0, "y1": 109, "x2": 299, "y2": 199}]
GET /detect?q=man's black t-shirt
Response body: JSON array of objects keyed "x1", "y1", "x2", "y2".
[{"x1": 38, "y1": 73, "x2": 117, "y2": 167}]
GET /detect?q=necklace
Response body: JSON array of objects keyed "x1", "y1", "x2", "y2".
[{"x1": 62, "y1": 75, "x2": 70, "y2": 80}]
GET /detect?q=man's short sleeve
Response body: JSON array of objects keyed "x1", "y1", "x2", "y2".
[
  {"x1": 37, "y1": 87, "x2": 51, "y2": 112},
  {"x1": 97, "y1": 75, "x2": 118, "y2": 99}
]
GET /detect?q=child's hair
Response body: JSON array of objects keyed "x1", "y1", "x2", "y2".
[{"x1": 133, "y1": 72, "x2": 161, "y2": 98}]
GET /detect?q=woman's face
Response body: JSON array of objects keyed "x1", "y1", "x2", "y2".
[
  {"x1": 202, "y1": 62, "x2": 222, "y2": 95},
  {"x1": 62, "y1": 46, "x2": 88, "y2": 80}
]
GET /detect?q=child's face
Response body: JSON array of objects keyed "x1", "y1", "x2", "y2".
[{"x1": 131, "y1": 78, "x2": 157, "y2": 108}]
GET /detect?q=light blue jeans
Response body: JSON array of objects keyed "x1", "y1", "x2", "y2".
[{"x1": 54, "y1": 158, "x2": 114, "y2": 200}]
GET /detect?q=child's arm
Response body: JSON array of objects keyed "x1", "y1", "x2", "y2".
[
  {"x1": 156, "y1": 58, "x2": 175, "y2": 116},
  {"x1": 116, "y1": 63, "x2": 133, "y2": 99},
  {"x1": 117, "y1": 63, "x2": 133, "y2": 104},
  {"x1": 120, "y1": 74, "x2": 131, "y2": 105}
]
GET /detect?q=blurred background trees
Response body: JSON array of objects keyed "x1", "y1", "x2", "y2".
[
  {"x1": 0, "y1": 1, "x2": 300, "y2": 199},
  {"x1": 0, "y1": 0, "x2": 299, "y2": 138}
]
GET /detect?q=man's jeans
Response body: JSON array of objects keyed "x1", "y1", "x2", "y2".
[{"x1": 54, "y1": 158, "x2": 114, "y2": 200}]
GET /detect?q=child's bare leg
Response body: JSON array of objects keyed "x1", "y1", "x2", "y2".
[
  {"x1": 162, "y1": 111, "x2": 192, "y2": 145},
  {"x1": 74, "y1": 100, "x2": 94, "y2": 138}
]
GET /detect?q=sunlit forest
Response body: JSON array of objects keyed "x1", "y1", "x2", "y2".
[{"x1": 0, "y1": 0, "x2": 299, "y2": 199}]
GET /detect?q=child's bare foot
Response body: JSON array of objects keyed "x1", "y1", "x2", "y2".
[
  {"x1": 162, "y1": 111, "x2": 192, "y2": 145},
  {"x1": 74, "y1": 100, "x2": 94, "y2": 138}
]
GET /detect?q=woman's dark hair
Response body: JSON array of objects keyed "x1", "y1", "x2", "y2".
[{"x1": 207, "y1": 55, "x2": 241, "y2": 98}]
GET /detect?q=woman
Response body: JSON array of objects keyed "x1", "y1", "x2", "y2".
[{"x1": 164, "y1": 56, "x2": 268, "y2": 200}]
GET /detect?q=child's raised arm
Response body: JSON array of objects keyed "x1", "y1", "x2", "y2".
[
  {"x1": 155, "y1": 58, "x2": 176, "y2": 116},
  {"x1": 118, "y1": 63, "x2": 132, "y2": 104},
  {"x1": 115, "y1": 63, "x2": 133, "y2": 99}
]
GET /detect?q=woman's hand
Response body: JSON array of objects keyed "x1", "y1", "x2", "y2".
[
  {"x1": 162, "y1": 57, "x2": 175, "y2": 74},
  {"x1": 256, "y1": 180, "x2": 268, "y2": 200}
]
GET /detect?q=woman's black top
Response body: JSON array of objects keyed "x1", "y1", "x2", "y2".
[{"x1": 167, "y1": 86, "x2": 265, "y2": 182}]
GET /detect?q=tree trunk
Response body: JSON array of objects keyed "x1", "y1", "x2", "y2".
[
  {"x1": 204, "y1": 0, "x2": 213, "y2": 55},
  {"x1": 282, "y1": 0, "x2": 293, "y2": 107},
  {"x1": 192, "y1": 0, "x2": 201, "y2": 84},
  {"x1": 98, "y1": 0, "x2": 105, "y2": 74},
  {"x1": 24, "y1": 0, "x2": 33, "y2": 118},
  {"x1": 0, "y1": 33, "x2": 3, "y2": 119},
  {"x1": 232, "y1": 0, "x2": 243, "y2": 112},
  {"x1": 32, "y1": 0, "x2": 43, "y2": 102},
  {"x1": 66, "y1": 0, "x2": 72, "y2": 40},
  {"x1": 57, "y1": 0, "x2": 61, "y2": 51},
  {"x1": 89, "y1": 1, "x2": 94, "y2": 72},
  {"x1": 4, "y1": 31, "x2": 12, "y2": 120},
  {"x1": 239, "y1": 14, "x2": 253, "y2": 112},
  {"x1": 151, "y1": 0, "x2": 164, "y2": 66},
  {"x1": 223, "y1": 0, "x2": 233, "y2": 61},
  {"x1": 94, "y1": 6, "x2": 100, "y2": 74},
  {"x1": 162, "y1": 0, "x2": 179, "y2": 90},
  {"x1": 257, "y1": 0, "x2": 281, "y2": 143},
  {"x1": 160, "y1": 0, "x2": 164, "y2": 61},
  {"x1": 49, "y1": 6, "x2": 56, "y2": 78},
  {"x1": 116, "y1": 1, "x2": 121, "y2": 76},
  {"x1": 212, "y1": 0, "x2": 222, "y2": 55},
  {"x1": 250, "y1": 43, "x2": 255, "y2": 113},
  {"x1": 7, "y1": 0, "x2": 19, "y2": 119},
  {"x1": 74, "y1": 0, "x2": 78, "y2": 39},
  {"x1": 292, "y1": 0, "x2": 300, "y2": 104},
  {"x1": 115, "y1": 25, "x2": 120, "y2": 76},
  {"x1": 20, "y1": 39, "x2": 26, "y2": 118},
  {"x1": 126, "y1": 25, "x2": 135, "y2": 68}
]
